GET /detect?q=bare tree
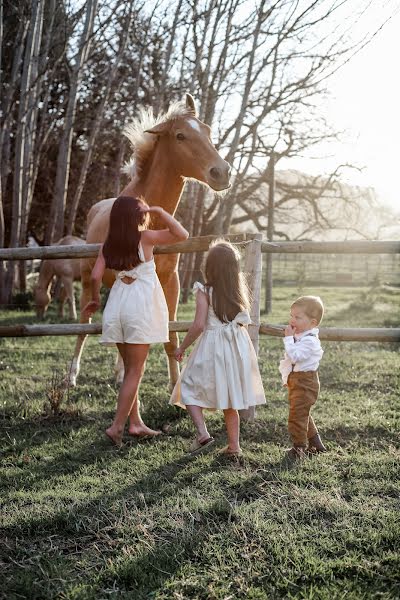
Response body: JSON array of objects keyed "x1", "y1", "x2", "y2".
[
  {"x1": 65, "y1": 0, "x2": 138, "y2": 234},
  {"x1": 45, "y1": 0, "x2": 98, "y2": 244},
  {"x1": 161, "y1": 0, "x2": 392, "y2": 290},
  {"x1": 0, "y1": 0, "x2": 4, "y2": 303},
  {"x1": 231, "y1": 166, "x2": 395, "y2": 242},
  {"x1": 3, "y1": 0, "x2": 44, "y2": 300}
]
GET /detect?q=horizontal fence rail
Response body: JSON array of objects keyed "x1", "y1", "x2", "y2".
[
  {"x1": 1, "y1": 322, "x2": 399, "y2": 342},
  {"x1": 260, "y1": 240, "x2": 400, "y2": 254},
  {"x1": 1, "y1": 237, "x2": 400, "y2": 260},
  {"x1": 259, "y1": 324, "x2": 400, "y2": 342}
]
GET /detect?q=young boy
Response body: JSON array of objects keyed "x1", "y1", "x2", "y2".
[{"x1": 279, "y1": 295, "x2": 326, "y2": 459}]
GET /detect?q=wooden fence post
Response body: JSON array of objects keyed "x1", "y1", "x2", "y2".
[
  {"x1": 240, "y1": 233, "x2": 262, "y2": 422},
  {"x1": 265, "y1": 153, "x2": 275, "y2": 313}
]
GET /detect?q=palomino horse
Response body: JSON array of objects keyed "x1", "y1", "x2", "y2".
[
  {"x1": 35, "y1": 236, "x2": 84, "y2": 319},
  {"x1": 69, "y1": 94, "x2": 231, "y2": 387}
]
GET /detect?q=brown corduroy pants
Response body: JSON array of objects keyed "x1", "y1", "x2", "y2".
[{"x1": 287, "y1": 370, "x2": 320, "y2": 448}]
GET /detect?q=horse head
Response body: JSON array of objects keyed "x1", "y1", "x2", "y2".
[
  {"x1": 126, "y1": 94, "x2": 231, "y2": 193},
  {"x1": 34, "y1": 285, "x2": 51, "y2": 319}
]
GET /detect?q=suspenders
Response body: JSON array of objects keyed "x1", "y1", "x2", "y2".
[{"x1": 291, "y1": 332, "x2": 316, "y2": 372}]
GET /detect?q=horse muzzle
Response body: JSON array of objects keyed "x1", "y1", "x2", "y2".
[{"x1": 208, "y1": 163, "x2": 231, "y2": 191}]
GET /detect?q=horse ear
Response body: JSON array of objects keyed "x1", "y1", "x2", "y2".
[
  {"x1": 144, "y1": 122, "x2": 168, "y2": 136},
  {"x1": 186, "y1": 93, "x2": 197, "y2": 116}
]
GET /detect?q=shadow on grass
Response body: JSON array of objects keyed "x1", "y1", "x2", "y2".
[
  {"x1": 2, "y1": 424, "x2": 399, "y2": 598},
  {"x1": 322, "y1": 423, "x2": 400, "y2": 448},
  {"x1": 0, "y1": 446, "x2": 218, "y2": 544},
  {"x1": 238, "y1": 416, "x2": 399, "y2": 451},
  {"x1": 1, "y1": 446, "x2": 293, "y2": 599}
]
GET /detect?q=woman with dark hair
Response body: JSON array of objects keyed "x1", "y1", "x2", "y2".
[{"x1": 84, "y1": 196, "x2": 188, "y2": 446}]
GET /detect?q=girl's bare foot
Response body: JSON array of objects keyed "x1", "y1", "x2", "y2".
[
  {"x1": 105, "y1": 427, "x2": 123, "y2": 448},
  {"x1": 128, "y1": 423, "x2": 162, "y2": 438},
  {"x1": 188, "y1": 436, "x2": 215, "y2": 454},
  {"x1": 220, "y1": 445, "x2": 243, "y2": 456}
]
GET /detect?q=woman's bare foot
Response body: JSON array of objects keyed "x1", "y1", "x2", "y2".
[
  {"x1": 105, "y1": 427, "x2": 123, "y2": 448},
  {"x1": 128, "y1": 423, "x2": 162, "y2": 437}
]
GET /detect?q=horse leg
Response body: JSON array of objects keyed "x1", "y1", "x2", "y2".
[
  {"x1": 163, "y1": 270, "x2": 180, "y2": 390},
  {"x1": 58, "y1": 285, "x2": 66, "y2": 318},
  {"x1": 69, "y1": 268, "x2": 91, "y2": 386},
  {"x1": 61, "y1": 276, "x2": 77, "y2": 320}
]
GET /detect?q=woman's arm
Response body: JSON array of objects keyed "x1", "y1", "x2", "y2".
[
  {"x1": 83, "y1": 248, "x2": 105, "y2": 317},
  {"x1": 142, "y1": 206, "x2": 189, "y2": 246},
  {"x1": 174, "y1": 290, "x2": 209, "y2": 362}
]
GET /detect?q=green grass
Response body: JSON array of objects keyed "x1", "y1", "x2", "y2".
[{"x1": 1, "y1": 284, "x2": 399, "y2": 599}]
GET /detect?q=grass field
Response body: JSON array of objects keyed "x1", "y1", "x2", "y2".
[{"x1": 1, "y1": 284, "x2": 399, "y2": 599}]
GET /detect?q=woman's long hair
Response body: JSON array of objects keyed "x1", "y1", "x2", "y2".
[
  {"x1": 102, "y1": 196, "x2": 147, "y2": 270},
  {"x1": 204, "y1": 240, "x2": 250, "y2": 322}
]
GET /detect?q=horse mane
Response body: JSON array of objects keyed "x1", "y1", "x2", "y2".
[{"x1": 123, "y1": 100, "x2": 193, "y2": 178}]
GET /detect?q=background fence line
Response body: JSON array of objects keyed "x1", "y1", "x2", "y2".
[
  {"x1": 1, "y1": 235, "x2": 399, "y2": 343},
  {"x1": 1, "y1": 237, "x2": 400, "y2": 261}
]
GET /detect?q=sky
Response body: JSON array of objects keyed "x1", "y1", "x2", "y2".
[{"x1": 280, "y1": 2, "x2": 400, "y2": 212}]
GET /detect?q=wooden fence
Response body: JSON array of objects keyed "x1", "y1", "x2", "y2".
[
  {"x1": 270, "y1": 253, "x2": 400, "y2": 287},
  {"x1": 1, "y1": 234, "x2": 400, "y2": 345}
]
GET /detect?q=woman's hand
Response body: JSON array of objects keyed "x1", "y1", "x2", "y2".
[
  {"x1": 147, "y1": 205, "x2": 165, "y2": 215},
  {"x1": 83, "y1": 299, "x2": 100, "y2": 318},
  {"x1": 174, "y1": 346, "x2": 185, "y2": 362},
  {"x1": 140, "y1": 204, "x2": 165, "y2": 216}
]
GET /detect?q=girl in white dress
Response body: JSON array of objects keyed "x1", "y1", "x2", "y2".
[
  {"x1": 84, "y1": 196, "x2": 188, "y2": 447},
  {"x1": 170, "y1": 241, "x2": 266, "y2": 456}
]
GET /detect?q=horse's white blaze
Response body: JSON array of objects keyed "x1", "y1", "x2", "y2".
[{"x1": 187, "y1": 119, "x2": 201, "y2": 133}]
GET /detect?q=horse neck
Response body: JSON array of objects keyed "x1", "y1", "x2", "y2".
[
  {"x1": 136, "y1": 145, "x2": 184, "y2": 215},
  {"x1": 37, "y1": 261, "x2": 54, "y2": 291}
]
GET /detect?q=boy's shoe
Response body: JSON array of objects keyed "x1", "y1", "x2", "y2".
[
  {"x1": 285, "y1": 446, "x2": 307, "y2": 460},
  {"x1": 308, "y1": 434, "x2": 327, "y2": 453},
  {"x1": 188, "y1": 436, "x2": 215, "y2": 455}
]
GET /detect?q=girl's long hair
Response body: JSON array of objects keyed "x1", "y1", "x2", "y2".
[
  {"x1": 204, "y1": 240, "x2": 250, "y2": 322},
  {"x1": 102, "y1": 196, "x2": 147, "y2": 270}
]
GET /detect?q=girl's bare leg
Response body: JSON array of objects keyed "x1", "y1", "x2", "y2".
[
  {"x1": 105, "y1": 343, "x2": 150, "y2": 446},
  {"x1": 186, "y1": 405, "x2": 211, "y2": 443},
  {"x1": 223, "y1": 409, "x2": 241, "y2": 454}
]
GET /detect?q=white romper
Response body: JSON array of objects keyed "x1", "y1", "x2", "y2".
[
  {"x1": 170, "y1": 282, "x2": 266, "y2": 411},
  {"x1": 100, "y1": 242, "x2": 169, "y2": 346}
]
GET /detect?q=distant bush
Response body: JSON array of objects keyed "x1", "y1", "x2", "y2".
[
  {"x1": 348, "y1": 277, "x2": 381, "y2": 312},
  {"x1": 10, "y1": 291, "x2": 33, "y2": 311}
]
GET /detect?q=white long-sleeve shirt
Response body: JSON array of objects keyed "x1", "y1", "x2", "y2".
[{"x1": 279, "y1": 327, "x2": 323, "y2": 385}]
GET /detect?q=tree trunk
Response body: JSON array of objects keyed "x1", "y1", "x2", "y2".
[
  {"x1": 46, "y1": 0, "x2": 98, "y2": 244},
  {"x1": 5, "y1": 1, "x2": 42, "y2": 301},
  {"x1": 18, "y1": 0, "x2": 45, "y2": 292},
  {"x1": 114, "y1": 141, "x2": 125, "y2": 197},
  {"x1": 0, "y1": 0, "x2": 5, "y2": 303},
  {"x1": 181, "y1": 186, "x2": 205, "y2": 302},
  {"x1": 66, "y1": 1, "x2": 132, "y2": 235},
  {"x1": 265, "y1": 152, "x2": 275, "y2": 313}
]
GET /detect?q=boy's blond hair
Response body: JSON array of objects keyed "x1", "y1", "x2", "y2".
[{"x1": 291, "y1": 295, "x2": 324, "y2": 325}]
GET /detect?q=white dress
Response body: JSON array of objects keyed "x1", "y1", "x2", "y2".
[
  {"x1": 100, "y1": 242, "x2": 169, "y2": 345},
  {"x1": 170, "y1": 282, "x2": 266, "y2": 411}
]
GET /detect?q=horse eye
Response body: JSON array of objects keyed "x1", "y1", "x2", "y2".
[{"x1": 176, "y1": 133, "x2": 185, "y2": 141}]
